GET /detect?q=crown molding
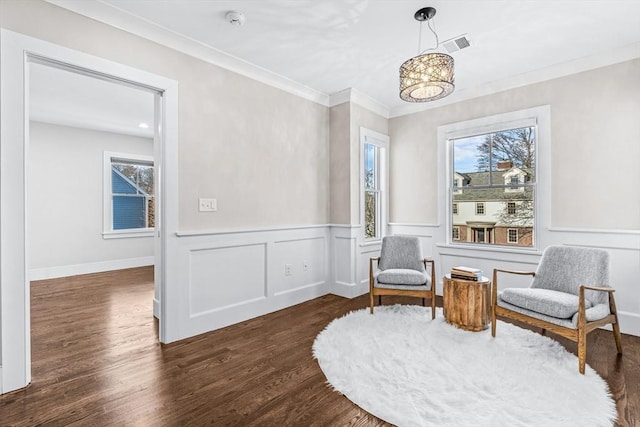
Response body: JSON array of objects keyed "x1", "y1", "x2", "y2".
[
  {"x1": 45, "y1": 1, "x2": 640, "y2": 120},
  {"x1": 390, "y1": 41, "x2": 640, "y2": 118},
  {"x1": 329, "y1": 88, "x2": 390, "y2": 119},
  {"x1": 45, "y1": 0, "x2": 330, "y2": 106}
]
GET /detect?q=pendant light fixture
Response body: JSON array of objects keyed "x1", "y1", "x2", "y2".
[{"x1": 399, "y1": 7, "x2": 455, "y2": 102}]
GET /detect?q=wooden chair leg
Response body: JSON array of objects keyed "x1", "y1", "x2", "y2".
[
  {"x1": 613, "y1": 319, "x2": 623, "y2": 354},
  {"x1": 431, "y1": 294, "x2": 436, "y2": 319},
  {"x1": 609, "y1": 294, "x2": 623, "y2": 354},
  {"x1": 578, "y1": 327, "x2": 587, "y2": 374},
  {"x1": 491, "y1": 307, "x2": 497, "y2": 337},
  {"x1": 491, "y1": 270, "x2": 497, "y2": 337},
  {"x1": 370, "y1": 291, "x2": 374, "y2": 314}
]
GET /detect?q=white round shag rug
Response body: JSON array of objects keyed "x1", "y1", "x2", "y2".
[{"x1": 312, "y1": 305, "x2": 616, "y2": 427}]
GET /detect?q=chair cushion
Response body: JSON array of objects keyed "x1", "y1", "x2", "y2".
[
  {"x1": 376, "y1": 268, "x2": 428, "y2": 286},
  {"x1": 497, "y1": 296, "x2": 609, "y2": 329},
  {"x1": 531, "y1": 245, "x2": 609, "y2": 305},
  {"x1": 501, "y1": 288, "x2": 593, "y2": 319},
  {"x1": 378, "y1": 236, "x2": 425, "y2": 272}
]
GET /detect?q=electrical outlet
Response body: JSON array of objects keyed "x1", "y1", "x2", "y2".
[
  {"x1": 303, "y1": 260, "x2": 309, "y2": 271},
  {"x1": 284, "y1": 264, "x2": 292, "y2": 276}
]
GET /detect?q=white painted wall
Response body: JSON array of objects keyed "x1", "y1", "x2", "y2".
[{"x1": 28, "y1": 122, "x2": 154, "y2": 279}]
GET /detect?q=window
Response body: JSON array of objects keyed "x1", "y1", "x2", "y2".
[
  {"x1": 103, "y1": 152, "x2": 154, "y2": 238},
  {"x1": 361, "y1": 128, "x2": 388, "y2": 241},
  {"x1": 438, "y1": 107, "x2": 549, "y2": 248},
  {"x1": 452, "y1": 203, "x2": 458, "y2": 214},
  {"x1": 453, "y1": 126, "x2": 535, "y2": 248},
  {"x1": 441, "y1": 106, "x2": 548, "y2": 249},
  {"x1": 452, "y1": 226, "x2": 460, "y2": 240}
]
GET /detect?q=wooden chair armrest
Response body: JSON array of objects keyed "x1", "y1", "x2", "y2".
[
  {"x1": 369, "y1": 257, "x2": 380, "y2": 272},
  {"x1": 493, "y1": 268, "x2": 535, "y2": 276},
  {"x1": 580, "y1": 285, "x2": 615, "y2": 293},
  {"x1": 369, "y1": 257, "x2": 380, "y2": 292},
  {"x1": 423, "y1": 259, "x2": 435, "y2": 295}
]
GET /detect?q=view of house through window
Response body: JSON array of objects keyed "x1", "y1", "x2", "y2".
[
  {"x1": 364, "y1": 142, "x2": 380, "y2": 239},
  {"x1": 451, "y1": 126, "x2": 535, "y2": 247},
  {"x1": 111, "y1": 157, "x2": 154, "y2": 230}
]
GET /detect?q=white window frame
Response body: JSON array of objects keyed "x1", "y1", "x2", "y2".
[
  {"x1": 507, "y1": 228, "x2": 519, "y2": 243},
  {"x1": 360, "y1": 127, "x2": 389, "y2": 242},
  {"x1": 103, "y1": 151, "x2": 154, "y2": 239},
  {"x1": 437, "y1": 105, "x2": 551, "y2": 253},
  {"x1": 452, "y1": 203, "x2": 458, "y2": 214},
  {"x1": 507, "y1": 201, "x2": 517, "y2": 215},
  {"x1": 475, "y1": 202, "x2": 485, "y2": 215}
]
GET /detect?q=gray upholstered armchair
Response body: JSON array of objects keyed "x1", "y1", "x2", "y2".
[
  {"x1": 491, "y1": 245, "x2": 622, "y2": 374},
  {"x1": 369, "y1": 236, "x2": 436, "y2": 318}
]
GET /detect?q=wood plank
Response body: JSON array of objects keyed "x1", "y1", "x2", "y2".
[{"x1": 0, "y1": 268, "x2": 636, "y2": 426}]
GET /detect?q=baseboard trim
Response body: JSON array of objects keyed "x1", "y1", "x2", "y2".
[
  {"x1": 29, "y1": 256, "x2": 154, "y2": 281},
  {"x1": 618, "y1": 311, "x2": 640, "y2": 337},
  {"x1": 331, "y1": 281, "x2": 369, "y2": 299}
]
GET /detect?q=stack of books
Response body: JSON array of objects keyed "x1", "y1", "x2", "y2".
[{"x1": 450, "y1": 266, "x2": 483, "y2": 281}]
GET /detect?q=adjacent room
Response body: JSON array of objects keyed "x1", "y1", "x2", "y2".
[{"x1": 1, "y1": 1, "x2": 639, "y2": 425}]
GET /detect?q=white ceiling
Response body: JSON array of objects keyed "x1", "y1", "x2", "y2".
[
  {"x1": 39, "y1": 0, "x2": 640, "y2": 125},
  {"x1": 30, "y1": 61, "x2": 155, "y2": 138}
]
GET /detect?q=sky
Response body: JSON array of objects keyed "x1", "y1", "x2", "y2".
[{"x1": 453, "y1": 135, "x2": 484, "y2": 173}]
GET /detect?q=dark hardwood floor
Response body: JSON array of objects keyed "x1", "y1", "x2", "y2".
[{"x1": 1, "y1": 266, "x2": 638, "y2": 426}]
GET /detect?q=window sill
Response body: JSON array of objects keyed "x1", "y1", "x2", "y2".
[
  {"x1": 103, "y1": 229, "x2": 154, "y2": 239},
  {"x1": 436, "y1": 242, "x2": 542, "y2": 256}
]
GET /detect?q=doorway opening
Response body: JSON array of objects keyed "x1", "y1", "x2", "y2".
[{"x1": 0, "y1": 29, "x2": 178, "y2": 394}]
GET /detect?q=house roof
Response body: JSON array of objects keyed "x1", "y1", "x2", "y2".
[{"x1": 453, "y1": 169, "x2": 533, "y2": 202}]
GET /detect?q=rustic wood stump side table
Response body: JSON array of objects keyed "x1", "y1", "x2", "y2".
[{"x1": 443, "y1": 274, "x2": 491, "y2": 332}]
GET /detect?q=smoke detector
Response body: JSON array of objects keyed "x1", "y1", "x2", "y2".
[
  {"x1": 442, "y1": 34, "x2": 471, "y2": 53},
  {"x1": 226, "y1": 11, "x2": 246, "y2": 26}
]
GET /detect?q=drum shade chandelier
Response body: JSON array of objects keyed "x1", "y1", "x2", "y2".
[{"x1": 399, "y1": 7, "x2": 455, "y2": 102}]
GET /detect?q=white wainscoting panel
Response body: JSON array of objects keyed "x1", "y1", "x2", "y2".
[
  {"x1": 173, "y1": 226, "x2": 329, "y2": 339},
  {"x1": 189, "y1": 243, "x2": 267, "y2": 317},
  {"x1": 358, "y1": 243, "x2": 381, "y2": 291},
  {"x1": 271, "y1": 236, "x2": 326, "y2": 296},
  {"x1": 330, "y1": 225, "x2": 359, "y2": 297},
  {"x1": 389, "y1": 224, "x2": 640, "y2": 336},
  {"x1": 549, "y1": 228, "x2": 640, "y2": 337}
]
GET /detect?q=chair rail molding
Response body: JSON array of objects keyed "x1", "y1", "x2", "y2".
[{"x1": 389, "y1": 222, "x2": 640, "y2": 336}]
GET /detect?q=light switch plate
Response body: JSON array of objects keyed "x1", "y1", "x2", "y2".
[{"x1": 199, "y1": 198, "x2": 217, "y2": 212}]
